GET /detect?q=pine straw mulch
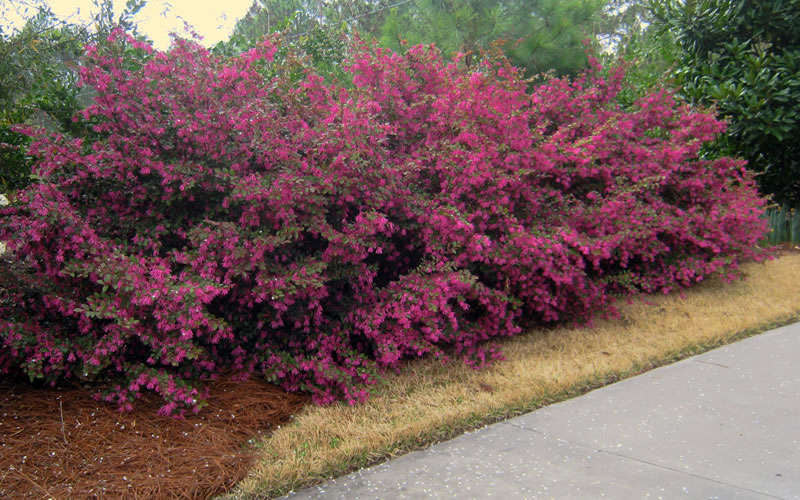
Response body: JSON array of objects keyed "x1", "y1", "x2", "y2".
[
  {"x1": 2, "y1": 244, "x2": 796, "y2": 498},
  {"x1": 0, "y1": 375, "x2": 308, "y2": 498}
]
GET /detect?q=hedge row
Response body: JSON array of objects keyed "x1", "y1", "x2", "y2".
[{"x1": 0, "y1": 33, "x2": 767, "y2": 414}]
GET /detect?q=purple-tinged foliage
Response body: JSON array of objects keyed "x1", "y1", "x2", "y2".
[{"x1": 0, "y1": 32, "x2": 768, "y2": 415}]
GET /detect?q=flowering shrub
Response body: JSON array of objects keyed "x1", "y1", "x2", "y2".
[{"x1": 0, "y1": 32, "x2": 767, "y2": 415}]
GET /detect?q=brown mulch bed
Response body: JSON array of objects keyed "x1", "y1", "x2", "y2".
[
  {"x1": 2, "y1": 245, "x2": 795, "y2": 498},
  {"x1": 0, "y1": 376, "x2": 308, "y2": 498}
]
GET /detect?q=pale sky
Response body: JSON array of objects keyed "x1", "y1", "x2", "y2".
[{"x1": 2, "y1": 0, "x2": 255, "y2": 49}]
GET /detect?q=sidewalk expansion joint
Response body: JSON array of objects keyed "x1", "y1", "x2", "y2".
[
  {"x1": 695, "y1": 359, "x2": 732, "y2": 368},
  {"x1": 503, "y1": 421, "x2": 781, "y2": 498},
  {"x1": 598, "y1": 449, "x2": 782, "y2": 499}
]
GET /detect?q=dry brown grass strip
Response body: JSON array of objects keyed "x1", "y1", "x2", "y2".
[
  {"x1": 0, "y1": 376, "x2": 307, "y2": 498},
  {"x1": 230, "y1": 253, "x2": 800, "y2": 499}
]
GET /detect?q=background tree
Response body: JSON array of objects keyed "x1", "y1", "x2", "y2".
[
  {"x1": 220, "y1": 0, "x2": 609, "y2": 78},
  {"x1": 595, "y1": 0, "x2": 679, "y2": 108},
  {"x1": 378, "y1": 0, "x2": 605, "y2": 77},
  {"x1": 0, "y1": 0, "x2": 147, "y2": 191},
  {"x1": 212, "y1": 0, "x2": 372, "y2": 82},
  {"x1": 597, "y1": 0, "x2": 651, "y2": 51},
  {"x1": 507, "y1": 0, "x2": 605, "y2": 76},
  {"x1": 650, "y1": 0, "x2": 800, "y2": 208},
  {"x1": 221, "y1": 0, "x2": 391, "y2": 45},
  {"x1": 0, "y1": 6, "x2": 88, "y2": 190}
]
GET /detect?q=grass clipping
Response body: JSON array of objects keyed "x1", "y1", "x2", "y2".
[{"x1": 229, "y1": 254, "x2": 800, "y2": 499}]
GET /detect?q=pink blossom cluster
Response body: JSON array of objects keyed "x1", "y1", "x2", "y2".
[{"x1": 0, "y1": 32, "x2": 768, "y2": 415}]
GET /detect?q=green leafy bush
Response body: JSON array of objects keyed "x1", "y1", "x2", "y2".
[{"x1": 651, "y1": 0, "x2": 800, "y2": 207}]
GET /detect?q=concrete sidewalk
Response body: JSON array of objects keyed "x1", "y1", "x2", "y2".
[{"x1": 287, "y1": 323, "x2": 800, "y2": 499}]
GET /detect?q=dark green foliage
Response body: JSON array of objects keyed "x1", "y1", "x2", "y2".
[
  {"x1": 378, "y1": 0, "x2": 513, "y2": 60},
  {"x1": 610, "y1": 26, "x2": 679, "y2": 108},
  {"x1": 651, "y1": 0, "x2": 800, "y2": 207},
  {"x1": 217, "y1": 0, "x2": 625, "y2": 83},
  {"x1": 212, "y1": 0, "x2": 353, "y2": 83},
  {"x1": 0, "y1": 0, "x2": 148, "y2": 192},
  {"x1": 0, "y1": 7, "x2": 87, "y2": 190},
  {"x1": 507, "y1": 0, "x2": 604, "y2": 77},
  {"x1": 378, "y1": 0, "x2": 605, "y2": 77},
  {"x1": 0, "y1": 126, "x2": 33, "y2": 192}
]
